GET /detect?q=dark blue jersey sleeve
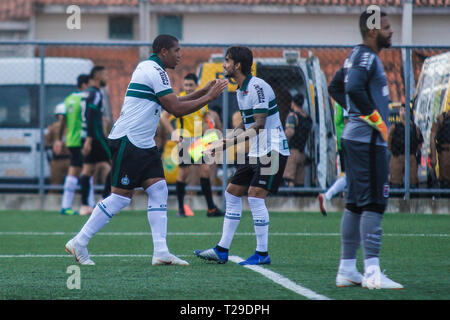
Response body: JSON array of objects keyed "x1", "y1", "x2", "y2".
[
  {"x1": 85, "y1": 104, "x2": 99, "y2": 138},
  {"x1": 345, "y1": 52, "x2": 376, "y2": 116},
  {"x1": 328, "y1": 67, "x2": 347, "y2": 110}
]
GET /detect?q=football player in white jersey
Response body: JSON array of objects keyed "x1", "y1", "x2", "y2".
[
  {"x1": 65, "y1": 34, "x2": 228, "y2": 266},
  {"x1": 195, "y1": 46, "x2": 290, "y2": 265}
]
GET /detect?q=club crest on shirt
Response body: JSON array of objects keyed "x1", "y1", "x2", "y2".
[
  {"x1": 383, "y1": 183, "x2": 389, "y2": 198},
  {"x1": 121, "y1": 175, "x2": 130, "y2": 186}
]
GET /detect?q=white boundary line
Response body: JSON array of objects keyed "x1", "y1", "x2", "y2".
[
  {"x1": 0, "y1": 254, "x2": 185, "y2": 258},
  {"x1": 0, "y1": 253, "x2": 331, "y2": 300},
  {"x1": 229, "y1": 256, "x2": 331, "y2": 300},
  {"x1": 0, "y1": 231, "x2": 448, "y2": 237}
]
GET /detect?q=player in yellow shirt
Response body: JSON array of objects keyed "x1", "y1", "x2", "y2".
[{"x1": 161, "y1": 73, "x2": 224, "y2": 217}]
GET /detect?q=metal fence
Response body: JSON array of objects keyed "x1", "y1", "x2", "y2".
[{"x1": 0, "y1": 40, "x2": 449, "y2": 202}]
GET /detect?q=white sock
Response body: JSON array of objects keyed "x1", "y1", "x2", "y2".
[
  {"x1": 338, "y1": 258, "x2": 358, "y2": 273},
  {"x1": 146, "y1": 180, "x2": 169, "y2": 256},
  {"x1": 364, "y1": 257, "x2": 380, "y2": 273},
  {"x1": 76, "y1": 193, "x2": 130, "y2": 247},
  {"x1": 88, "y1": 176, "x2": 95, "y2": 207},
  {"x1": 325, "y1": 175, "x2": 347, "y2": 200},
  {"x1": 248, "y1": 197, "x2": 269, "y2": 253},
  {"x1": 61, "y1": 175, "x2": 78, "y2": 209},
  {"x1": 218, "y1": 191, "x2": 242, "y2": 250}
]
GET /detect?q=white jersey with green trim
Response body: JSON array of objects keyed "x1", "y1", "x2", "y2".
[
  {"x1": 109, "y1": 54, "x2": 173, "y2": 149},
  {"x1": 236, "y1": 75, "x2": 290, "y2": 157}
]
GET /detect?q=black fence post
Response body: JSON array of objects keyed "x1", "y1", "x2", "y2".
[{"x1": 404, "y1": 47, "x2": 411, "y2": 200}]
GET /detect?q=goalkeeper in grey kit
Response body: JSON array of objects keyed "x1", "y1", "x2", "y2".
[{"x1": 328, "y1": 10, "x2": 403, "y2": 289}]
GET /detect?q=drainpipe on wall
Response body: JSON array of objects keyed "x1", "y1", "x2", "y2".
[
  {"x1": 402, "y1": 0, "x2": 415, "y2": 97},
  {"x1": 139, "y1": 0, "x2": 151, "y2": 60}
]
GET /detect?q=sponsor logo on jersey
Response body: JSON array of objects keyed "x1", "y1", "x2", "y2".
[
  {"x1": 254, "y1": 84, "x2": 265, "y2": 103},
  {"x1": 154, "y1": 66, "x2": 169, "y2": 85}
]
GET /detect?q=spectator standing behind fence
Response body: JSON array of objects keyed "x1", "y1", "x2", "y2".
[
  {"x1": 430, "y1": 106, "x2": 450, "y2": 189},
  {"x1": 45, "y1": 103, "x2": 71, "y2": 188},
  {"x1": 282, "y1": 93, "x2": 312, "y2": 187},
  {"x1": 388, "y1": 105, "x2": 423, "y2": 189}
]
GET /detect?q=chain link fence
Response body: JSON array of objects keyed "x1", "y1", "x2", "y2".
[{"x1": 0, "y1": 41, "x2": 448, "y2": 199}]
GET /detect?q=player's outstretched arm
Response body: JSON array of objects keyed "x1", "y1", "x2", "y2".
[
  {"x1": 178, "y1": 79, "x2": 219, "y2": 102},
  {"x1": 212, "y1": 113, "x2": 266, "y2": 153},
  {"x1": 160, "y1": 79, "x2": 228, "y2": 117},
  {"x1": 237, "y1": 112, "x2": 267, "y2": 141}
]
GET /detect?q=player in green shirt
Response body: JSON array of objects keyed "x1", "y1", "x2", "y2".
[
  {"x1": 56, "y1": 74, "x2": 94, "y2": 215},
  {"x1": 318, "y1": 101, "x2": 348, "y2": 216}
]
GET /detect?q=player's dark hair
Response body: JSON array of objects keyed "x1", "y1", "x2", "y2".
[
  {"x1": 359, "y1": 10, "x2": 387, "y2": 39},
  {"x1": 152, "y1": 34, "x2": 179, "y2": 54},
  {"x1": 90, "y1": 66, "x2": 105, "y2": 79},
  {"x1": 226, "y1": 46, "x2": 253, "y2": 76},
  {"x1": 184, "y1": 73, "x2": 198, "y2": 84},
  {"x1": 77, "y1": 74, "x2": 90, "y2": 89}
]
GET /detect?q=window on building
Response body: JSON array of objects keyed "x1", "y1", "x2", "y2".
[
  {"x1": 109, "y1": 16, "x2": 134, "y2": 40},
  {"x1": 157, "y1": 15, "x2": 182, "y2": 40}
]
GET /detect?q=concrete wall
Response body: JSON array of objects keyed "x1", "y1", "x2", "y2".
[
  {"x1": 1, "y1": 194, "x2": 448, "y2": 214},
  {"x1": 179, "y1": 13, "x2": 403, "y2": 45},
  {"x1": 412, "y1": 15, "x2": 450, "y2": 46},
  {"x1": 36, "y1": 14, "x2": 108, "y2": 41},
  {"x1": 33, "y1": 12, "x2": 449, "y2": 46},
  {"x1": 35, "y1": 14, "x2": 139, "y2": 41}
]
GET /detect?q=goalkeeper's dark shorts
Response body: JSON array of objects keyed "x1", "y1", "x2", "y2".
[
  {"x1": 341, "y1": 138, "x2": 389, "y2": 208},
  {"x1": 109, "y1": 136, "x2": 165, "y2": 190},
  {"x1": 338, "y1": 149, "x2": 345, "y2": 173}
]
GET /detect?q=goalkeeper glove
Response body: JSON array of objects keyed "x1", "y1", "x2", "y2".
[{"x1": 359, "y1": 110, "x2": 388, "y2": 142}]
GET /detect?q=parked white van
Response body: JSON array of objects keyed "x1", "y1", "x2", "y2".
[{"x1": 0, "y1": 57, "x2": 94, "y2": 184}]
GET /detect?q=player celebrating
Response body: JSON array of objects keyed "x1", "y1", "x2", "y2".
[
  {"x1": 65, "y1": 34, "x2": 228, "y2": 265},
  {"x1": 328, "y1": 10, "x2": 402, "y2": 289},
  {"x1": 194, "y1": 46, "x2": 290, "y2": 265}
]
